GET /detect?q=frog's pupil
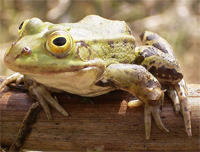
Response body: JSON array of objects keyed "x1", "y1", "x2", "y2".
[
  {"x1": 53, "y1": 37, "x2": 66, "y2": 46},
  {"x1": 19, "y1": 21, "x2": 24, "y2": 30}
]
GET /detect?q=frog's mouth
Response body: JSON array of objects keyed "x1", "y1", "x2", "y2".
[
  {"x1": 4, "y1": 42, "x2": 106, "y2": 76},
  {"x1": 5, "y1": 52, "x2": 105, "y2": 77}
]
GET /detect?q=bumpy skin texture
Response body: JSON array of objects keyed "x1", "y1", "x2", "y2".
[{"x1": 0, "y1": 15, "x2": 191, "y2": 139}]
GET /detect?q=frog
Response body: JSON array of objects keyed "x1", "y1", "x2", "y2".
[{"x1": 0, "y1": 15, "x2": 191, "y2": 139}]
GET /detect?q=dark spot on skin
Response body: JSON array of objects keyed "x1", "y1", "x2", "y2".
[
  {"x1": 184, "y1": 106, "x2": 189, "y2": 112},
  {"x1": 123, "y1": 60, "x2": 129, "y2": 63},
  {"x1": 142, "y1": 47, "x2": 157, "y2": 57},
  {"x1": 108, "y1": 41, "x2": 114, "y2": 48},
  {"x1": 146, "y1": 79, "x2": 159, "y2": 88},
  {"x1": 130, "y1": 73, "x2": 135, "y2": 77},
  {"x1": 123, "y1": 39, "x2": 127, "y2": 46},
  {"x1": 153, "y1": 42, "x2": 168, "y2": 53},
  {"x1": 146, "y1": 33, "x2": 159, "y2": 41},
  {"x1": 139, "y1": 31, "x2": 145, "y2": 41},
  {"x1": 124, "y1": 70, "x2": 129, "y2": 75},
  {"x1": 111, "y1": 55, "x2": 115, "y2": 58},
  {"x1": 130, "y1": 43, "x2": 134, "y2": 49},
  {"x1": 142, "y1": 65, "x2": 148, "y2": 69},
  {"x1": 30, "y1": 58, "x2": 35, "y2": 60},
  {"x1": 148, "y1": 66, "x2": 157, "y2": 76},
  {"x1": 134, "y1": 56, "x2": 144, "y2": 65},
  {"x1": 150, "y1": 61, "x2": 155, "y2": 65},
  {"x1": 128, "y1": 30, "x2": 132, "y2": 35},
  {"x1": 149, "y1": 65, "x2": 183, "y2": 81}
]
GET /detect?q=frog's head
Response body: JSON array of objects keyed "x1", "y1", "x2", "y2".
[{"x1": 4, "y1": 18, "x2": 105, "y2": 76}]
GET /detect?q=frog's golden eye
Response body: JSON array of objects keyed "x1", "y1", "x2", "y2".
[
  {"x1": 18, "y1": 20, "x2": 29, "y2": 37},
  {"x1": 46, "y1": 31, "x2": 73, "y2": 56}
]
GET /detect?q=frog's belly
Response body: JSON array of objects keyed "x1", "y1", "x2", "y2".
[{"x1": 29, "y1": 67, "x2": 115, "y2": 97}]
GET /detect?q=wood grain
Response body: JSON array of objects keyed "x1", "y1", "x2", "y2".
[{"x1": 0, "y1": 79, "x2": 199, "y2": 151}]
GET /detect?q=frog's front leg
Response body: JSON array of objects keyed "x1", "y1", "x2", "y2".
[
  {"x1": 23, "y1": 75, "x2": 69, "y2": 120},
  {"x1": 104, "y1": 64, "x2": 168, "y2": 139}
]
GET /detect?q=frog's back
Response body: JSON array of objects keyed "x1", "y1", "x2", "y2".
[
  {"x1": 65, "y1": 15, "x2": 136, "y2": 64},
  {"x1": 65, "y1": 15, "x2": 133, "y2": 41}
]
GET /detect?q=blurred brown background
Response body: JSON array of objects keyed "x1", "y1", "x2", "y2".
[{"x1": 0, "y1": 0, "x2": 199, "y2": 83}]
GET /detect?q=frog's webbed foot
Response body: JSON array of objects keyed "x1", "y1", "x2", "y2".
[
  {"x1": 145, "y1": 103, "x2": 169, "y2": 139},
  {"x1": 0, "y1": 73, "x2": 24, "y2": 92},
  {"x1": 24, "y1": 76, "x2": 69, "y2": 120}
]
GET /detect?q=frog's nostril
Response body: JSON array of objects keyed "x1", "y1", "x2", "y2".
[
  {"x1": 22, "y1": 47, "x2": 32, "y2": 55},
  {"x1": 12, "y1": 42, "x2": 17, "y2": 46}
]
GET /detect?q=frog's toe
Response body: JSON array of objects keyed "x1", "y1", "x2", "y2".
[
  {"x1": 32, "y1": 88, "x2": 52, "y2": 120},
  {"x1": 167, "y1": 88, "x2": 180, "y2": 114},
  {"x1": 174, "y1": 83, "x2": 192, "y2": 137},
  {"x1": 128, "y1": 99, "x2": 143, "y2": 107},
  {"x1": 0, "y1": 73, "x2": 23, "y2": 91},
  {"x1": 180, "y1": 99, "x2": 192, "y2": 137},
  {"x1": 16, "y1": 74, "x2": 24, "y2": 85},
  {"x1": 144, "y1": 104, "x2": 168, "y2": 140},
  {"x1": 42, "y1": 91, "x2": 69, "y2": 117},
  {"x1": 144, "y1": 106, "x2": 152, "y2": 140}
]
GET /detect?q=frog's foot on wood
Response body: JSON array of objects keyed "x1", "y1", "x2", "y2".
[
  {"x1": 24, "y1": 76, "x2": 69, "y2": 120},
  {"x1": 174, "y1": 80, "x2": 192, "y2": 137},
  {"x1": 166, "y1": 80, "x2": 192, "y2": 137},
  {"x1": 0, "y1": 73, "x2": 24, "y2": 91},
  {"x1": 144, "y1": 102, "x2": 169, "y2": 140}
]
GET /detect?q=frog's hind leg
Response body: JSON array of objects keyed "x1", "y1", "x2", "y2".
[{"x1": 138, "y1": 31, "x2": 192, "y2": 137}]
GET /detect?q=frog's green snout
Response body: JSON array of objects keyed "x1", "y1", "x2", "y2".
[{"x1": 4, "y1": 43, "x2": 32, "y2": 72}]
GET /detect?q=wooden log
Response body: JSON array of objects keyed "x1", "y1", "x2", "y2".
[{"x1": 0, "y1": 76, "x2": 200, "y2": 151}]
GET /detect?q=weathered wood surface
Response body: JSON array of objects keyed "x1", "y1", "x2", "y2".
[{"x1": 0, "y1": 78, "x2": 200, "y2": 151}]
